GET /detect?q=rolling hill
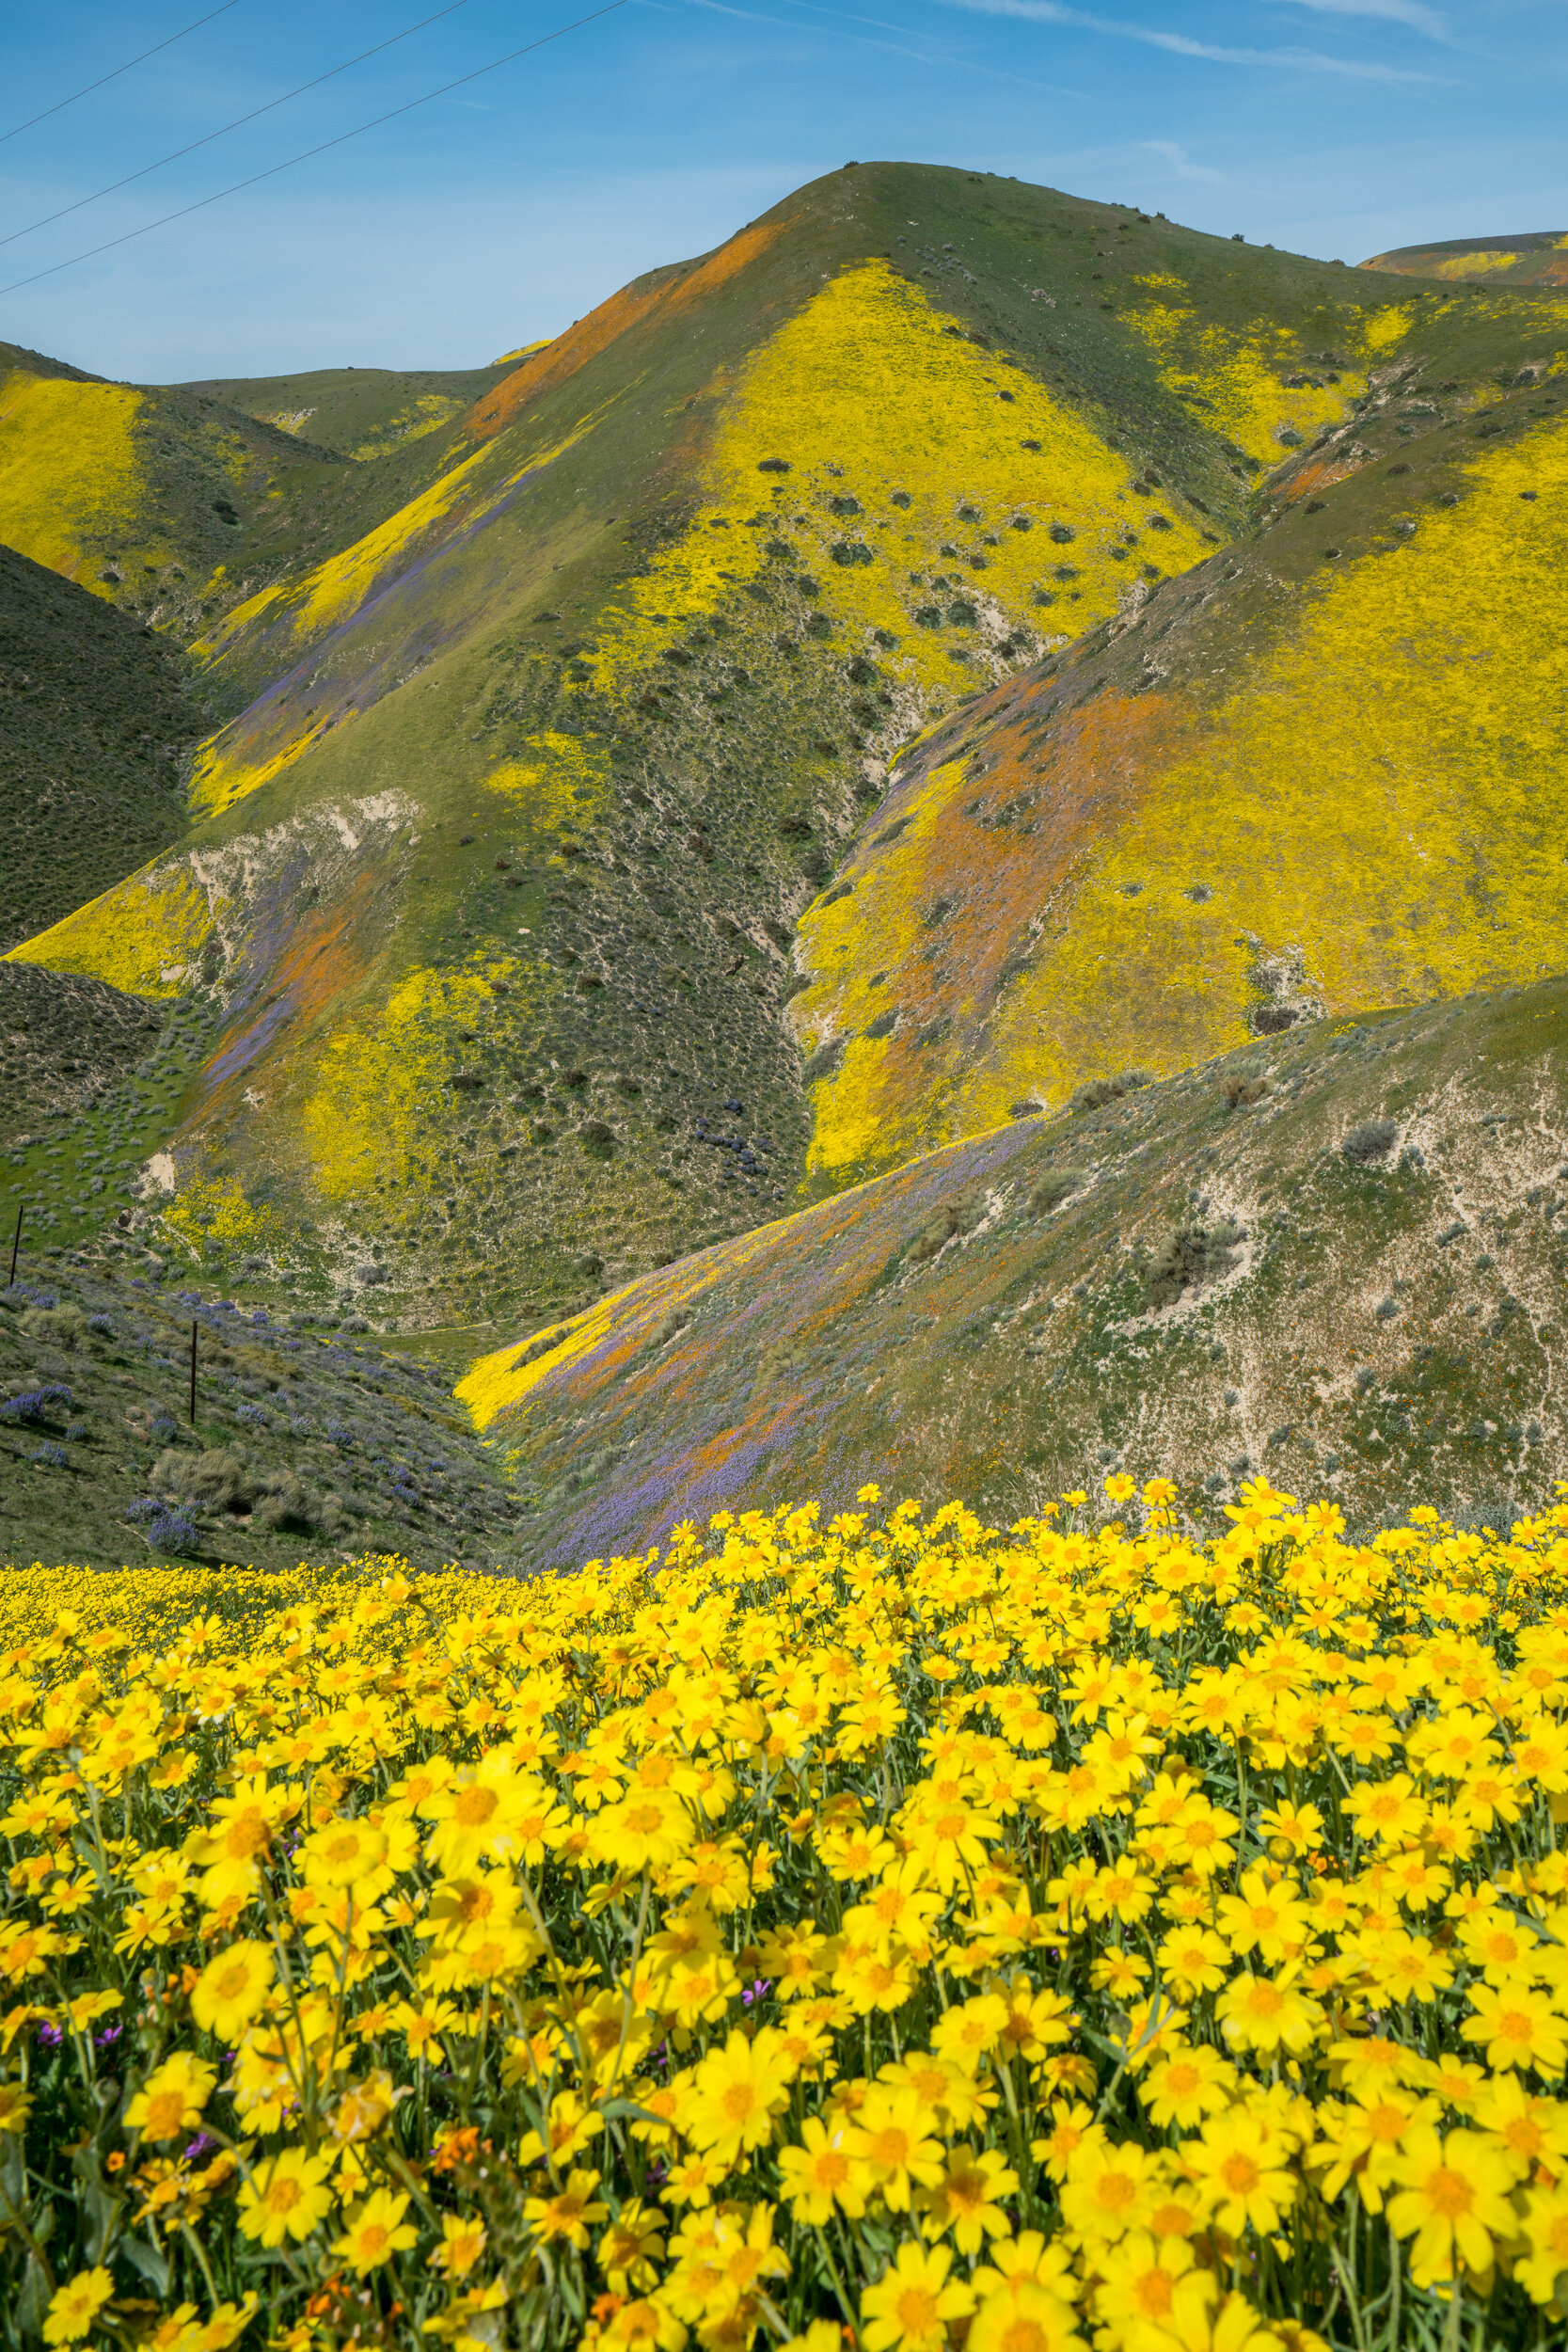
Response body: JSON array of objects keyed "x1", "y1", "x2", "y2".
[
  {"x1": 3, "y1": 164, "x2": 1567, "y2": 1581},
  {"x1": 13, "y1": 161, "x2": 1563, "y2": 1359},
  {"x1": 176, "y1": 358, "x2": 521, "y2": 460},
  {"x1": 457, "y1": 977, "x2": 1568, "y2": 1561},
  {"x1": 1363, "y1": 232, "x2": 1568, "y2": 288}
]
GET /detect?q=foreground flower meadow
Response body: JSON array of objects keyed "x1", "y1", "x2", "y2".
[{"x1": 3, "y1": 1477, "x2": 1568, "y2": 2352}]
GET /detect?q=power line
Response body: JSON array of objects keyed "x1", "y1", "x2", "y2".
[
  {"x1": 3, "y1": 0, "x2": 481, "y2": 252},
  {"x1": 0, "y1": 0, "x2": 630, "y2": 300},
  {"x1": 2, "y1": 2, "x2": 245, "y2": 146}
]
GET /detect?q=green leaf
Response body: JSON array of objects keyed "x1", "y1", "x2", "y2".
[{"x1": 121, "y1": 2237, "x2": 170, "y2": 2297}]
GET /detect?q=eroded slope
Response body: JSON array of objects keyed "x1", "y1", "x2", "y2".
[{"x1": 459, "y1": 978, "x2": 1568, "y2": 1563}]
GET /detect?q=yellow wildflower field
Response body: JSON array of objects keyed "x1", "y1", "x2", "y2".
[{"x1": 4, "y1": 1478, "x2": 1568, "y2": 2352}]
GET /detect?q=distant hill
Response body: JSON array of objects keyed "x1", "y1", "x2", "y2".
[
  {"x1": 11, "y1": 160, "x2": 1533, "y2": 1347},
  {"x1": 175, "y1": 360, "x2": 518, "y2": 462},
  {"x1": 0, "y1": 338, "x2": 338, "y2": 639},
  {"x1": 457, "y1": 977, "x2": 1568, "y2": 1559},
  {"x1": 1362, "y1": 233, "x2": 1568, "y2": 288}
]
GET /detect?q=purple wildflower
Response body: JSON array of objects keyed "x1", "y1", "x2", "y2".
[
  {"x1": 36, "y1": 2024, "x2": 63, "y2": 2049},
  {"x1": 740, "y1": 1979, "x2": 772, "y2": 2007},
  {"x1": 95, "y1": 2025, "x2": 123, "y2": 2050}
]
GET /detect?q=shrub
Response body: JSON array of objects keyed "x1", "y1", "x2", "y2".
[
  {"x1": 27, "y1": 1443, "x2": 68, "y2": 1469},
  {"x1": 1143, "y1": 1216, "x2": 1243, "y2": 1311},
  {"x1": 1030, "y1": 1168, "x2": 1086, "y2": 1213},
  {"x1": 1223, "y1": 1074, "x2": 1272, "y2": 1108},
  {"x1": 909, "y1": 1186, "x2": 986, "y2": 1263},
  {"x1": 20, "y1": 1305, "x2": 90, "y2": 1350},
  {"x1": 254, "y1": 1471, "x2": 313, "y2": 1534},
  {"x1": 1342, "y1": 1118, "x2": 1399, "y2": 1164},
  {"x1": 146, "y1": 1505, "x2": 198, "y2": 1554},
  {"x1": 157, "y1": 1446, "x2": 256, "y2": 1513},
  {"x1": 1070, "y1": 1072, "x2": 1148, "y2": 1113}
]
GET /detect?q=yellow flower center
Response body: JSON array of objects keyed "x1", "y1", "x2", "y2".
[
  {"x1": 1425, "y1": 2165, "x2": 1474, "y2": 2220},
  {"x1": 894, "y1": 2289, "x2": 938, "y2": 2335},
  {"x1": 452, "y1": 1785, "x2": 500, "y2": 1829},
  {"x1": 1133, "y1": 2274, "x2": 1175, "y2": 2319}
]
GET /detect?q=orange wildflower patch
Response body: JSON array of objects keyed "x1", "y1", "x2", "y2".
[{"x1": 462, "y1": 219, "x2": 790, "y2": 444}]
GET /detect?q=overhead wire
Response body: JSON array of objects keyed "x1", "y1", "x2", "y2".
[
  {"x1": 2, "y1": 2, "x2": 246, "y2": 146},
  {"x1": 2, "y1": 0, "x2": 481, "y2": 251},
  {"x1": 0, "y1": 0, "x2": 631, "y2": 300}
]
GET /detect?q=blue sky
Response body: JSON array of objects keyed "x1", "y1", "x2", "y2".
[{"x1": 1, "y1": 0, "x2": 1562, "y2": 383}]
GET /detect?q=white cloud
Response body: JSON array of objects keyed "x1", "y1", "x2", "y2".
[
  {"x1": 1265, "y1": 0, "x2": 1451, "y2": 42},
  {"x1": 927, "y1": 0, "x2": 1445, "y2": 81},
  {"x1": 1141, "y1": 138, "x2": 1228, "y2": 186}
]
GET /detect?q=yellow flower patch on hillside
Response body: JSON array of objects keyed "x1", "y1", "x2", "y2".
[
  {"x1": 0, "y1": 370, "x2": 151, "y2": 587},
  {"x1": 188, "y1": 714, "x2": 342, "y2": 820},
  {"x1": 348, "y1": 393, "x2": 466, "y2": 462},
  {"x1": 587, "y1": 263, "x2": 1212, "y2": 718},
  {"x1": 485, "y1": 733, "x2": 610, "y2": 835},
  {"x1": 4, "y1": 864, "x2": 213, "y2": 997},
  {"x1": 1126, "y1": 289, "x2": 1370, "y2": 467},
  {"x1": 193, "y1": 441, "x2": 499, "y2": 662},
  {"x1": 713, "y1": 262, "x2": 1212, "y2": 673},
  {"x1": 799, "y1": 415, "x2": 1568, "y2": 1181},
  {"x1": 969, "y1": 423, "x2": 1568, "y2": 1117},
  {"x1": 159, "y1": 1170, "x2": 288, "y2": 1259},
  {"x1": 296, "y1": 957, "x2": 558, "y2": 1211},
  {"x1": 1433, "y1": 250, "x2": 1532, "y2": 279}
]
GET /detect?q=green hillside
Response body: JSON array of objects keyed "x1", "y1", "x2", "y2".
[
  {"x1": 2, "y1": 170, "x2": 1566, "y2": 1580},
  {"x1": 0, "y1": 542, "x2": 203, "y2": 949},
  {"x1": 0, "y1": 961, "x2": 166, "y2": 1142},
  {"x1": 0, "y1": 1242, "x2": 518, "y2": 1571},
  {"x1": 13, "y1": 161, "x2": 1546, "y2": 1350},
  {"x1": 0, "y1": 340, "x2": 347, "y2": 640},
  {"x1": 458, "y1": 976, "x2": 1568, "y2": 1560},
  {"x1": 176, "y1": 358, "x2": 521, "y2": 460},
  {"x1": 1362, "y1": 231, "x2": 1568, "y2": 288}
]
